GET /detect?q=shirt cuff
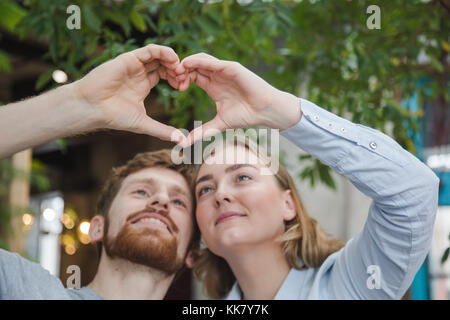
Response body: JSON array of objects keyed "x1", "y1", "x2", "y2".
[{"x1": 280, "y1": 98, "x2": 410, "y2": 168}]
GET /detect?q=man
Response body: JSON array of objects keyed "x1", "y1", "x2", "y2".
[{"x1": 0, "y1": 44, "x2": 198, "y2": 299}]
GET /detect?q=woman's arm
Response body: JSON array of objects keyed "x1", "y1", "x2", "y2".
[
  {"x1": 281, "y1": 98, "x2": 439, "y2": 299},
  {"x1": 176, "y1": 54, "x2": 439, "y2": 299},
  {"x1": 0, "y1": 44, "x2": 185, "y2": 159}
]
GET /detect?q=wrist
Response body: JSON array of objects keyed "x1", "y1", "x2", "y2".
[
  {"x1": 67, "y1": 80, "x2": 105, "y2": 131},
  {"x1": 264, "y1": 90, "x2": 302, "y2": 131}
]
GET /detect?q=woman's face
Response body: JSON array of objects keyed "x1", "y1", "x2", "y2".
[{"x1": 194, "y1": 144, "x2": 296, "y2": 257}]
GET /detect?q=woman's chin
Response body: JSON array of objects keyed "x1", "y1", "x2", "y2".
[{"x1": 211, "y1": 228, "x2": 255, "y2": 252}]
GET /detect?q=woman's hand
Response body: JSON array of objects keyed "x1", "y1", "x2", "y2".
[
  {"x1": 175, "y1": 53, "x2": 302, "y2": 146},
  {"x1": 74, "y1": 44, "x2": 186, "y2": 143}
]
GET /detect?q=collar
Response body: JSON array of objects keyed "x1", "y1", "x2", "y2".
[{"x1": 225, "y1": 257, "x2": 308, "y2": 300}]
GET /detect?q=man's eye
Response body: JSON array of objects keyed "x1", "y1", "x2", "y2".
[
  {"x1": 237, "y1": 175, "x2": 251, "y2": 182},
  {"x1": 198, "y1": 186, "x2": 213, "y2": 197},
  {"x1": 134, "y1": 190, "x2": 148, "y2": 196},
  {"x1": 173, "y1": 199, "x2": 186, "y2": 208}
]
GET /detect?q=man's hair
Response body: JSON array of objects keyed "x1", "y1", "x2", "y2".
[
  {"x1": 191, "y1": 137, "x2": 345, "y2": 299},
  {"x1": 95, "y1": 149, "x2": 200, "y2": 258}
]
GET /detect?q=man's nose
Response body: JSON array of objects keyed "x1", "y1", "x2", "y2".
[{"x1": 147, "y1": 192, "x2": 169, "y2": 210}]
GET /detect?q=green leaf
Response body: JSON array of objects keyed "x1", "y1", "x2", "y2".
[
  {"x1": 85, "y1": 35, "x2": 99, "y2": 56},
  {"x1": 55, "y1": 139, "x2": 68, "y2": 154},
  {"x1": 0, "y1": 238, "x2": 9, "y2": 251},
  {"x1": 35, "y1": 69, "x2": 54, "y2": 91},
  {"x1": 194, "y1": 15, "x2": 218, "y2": 36},
  {"x1": 317, "y1": 163, "x2": 336, "y2": 190},
  {"x1": 49, "y1": 31, "x2": 58, "y2": 62},
  {"x1": 129, "y1": 10, "x2": 147, "y2": 32},
  {"x1": 83, "y1": 5, "x2": 101, "y2": 33},
  {"x1": 428, "y1": 55, "x2": 444, "y2": 73},
  {"x1": 0, "y1": 0, "x2": 26, "y2": 32},
  {"x1": 298, "y1": 154, "x2": 312, "y2": 161},
  {"x1": 0, "y1": 50, "x2": 12, "y2": 73},
  {"x1": 441, "y1": 247, "x2": 450, "y2": 264},
  {"x1": 106, "y1": 8, "x2": 131, "y2": 36},
  {"x1": 31, "y1": 159, "x2": 46, "y2": 172}
]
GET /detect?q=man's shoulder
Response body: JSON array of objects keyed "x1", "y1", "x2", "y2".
[
  {"x1": 66, "y1": 287, "x2": 103, "y2": 300},
  {"x1": 0, "y1": 248, "x2": 68, "y2": 299}
]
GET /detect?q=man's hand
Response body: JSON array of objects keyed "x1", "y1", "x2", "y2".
[
  {"x1": 75, "y1": 44, "x2": 185, "y2": 143},
  {"x1": 174, "y1": 53, "x2": 302, "y2": 146}
]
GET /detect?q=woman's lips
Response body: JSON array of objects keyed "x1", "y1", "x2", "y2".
[{"x1": 215, "y1": 211, "x2": 246, "y2": 226}]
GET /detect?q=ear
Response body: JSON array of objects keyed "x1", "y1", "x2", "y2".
[
  {"x1": 184, "y1": 250, "x2": 195, "y2": 269},
  {"x1": 89, "y1": 215, "x2": 105, "y2": 243},
  {"x1": 282, "y1": 189, "x2": 296, "y2": 222}
]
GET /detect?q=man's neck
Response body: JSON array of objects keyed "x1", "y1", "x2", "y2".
[{"x1": 87, "y1": 255, "x2": 176, "y2": 299}]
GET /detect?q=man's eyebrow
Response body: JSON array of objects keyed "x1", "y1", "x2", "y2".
[
  {"x1": 125, "y1": 177, "x2": 156, "y2": 187},
  {"x1": 196, "y1": 164, "x2": 258, "y2": 185},
  {"x1": 170, "y1": 185, "x2": 190, "y2": 200}
]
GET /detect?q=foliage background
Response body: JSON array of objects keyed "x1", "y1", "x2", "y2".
[{"x1": 0, "y1": 0, "x2": 448, "y2": 253}]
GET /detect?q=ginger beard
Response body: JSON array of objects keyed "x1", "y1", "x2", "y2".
[{"x1": 102, "y1": 208, "x2": 184, "y2": 275}]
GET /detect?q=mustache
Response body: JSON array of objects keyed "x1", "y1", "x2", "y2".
[{"x1": 126, "y1": 207, "x2": 179, "y2": 233}]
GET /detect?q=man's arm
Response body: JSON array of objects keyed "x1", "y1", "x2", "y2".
[
  {"x1": 0, "y1": 83, "x2": 101, "y2": 159},
  {"x1": 0, "y1": 44, "x2": 185, "y2": 159}
]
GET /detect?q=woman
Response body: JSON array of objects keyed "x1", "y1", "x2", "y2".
[{"x1": 175, "y1": 54, "x2": 440, "y2": 300}]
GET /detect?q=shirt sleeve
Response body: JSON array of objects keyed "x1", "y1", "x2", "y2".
[
  {"x1": 281, "y1": 98, "x2": 440, "y2": 299},
  {"x1": 0, "y1": 248, "x2": 70, "y2": 299}
]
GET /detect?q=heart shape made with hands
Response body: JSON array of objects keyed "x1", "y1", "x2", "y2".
[
  {"x1": 149, "y1": 51, "x2": 272, "y2": 148},
  {"x1": 79, "y1": 45, "x2": 299, "y2": 149}
]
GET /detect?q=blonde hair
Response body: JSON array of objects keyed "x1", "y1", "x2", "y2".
[{"x1": 192, "y1": 134, "x2": 345, "y2": 299}]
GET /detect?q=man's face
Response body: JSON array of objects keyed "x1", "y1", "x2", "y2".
[{"x1": 102, "y1": 167, "x2": 194, "y2": 274}]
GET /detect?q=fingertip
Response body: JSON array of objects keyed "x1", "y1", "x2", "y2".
[
  {"x1": 182, "y1": 59, "x2": 193, "y2": 68},
  {"x1": 167, "y1": 47, "x2": 179, "y2": 61},
  {"x1": 184, "y1": 134, "x2": 194, "y2": 148},
  {"x1": 174, "y1": 64, "x2": 186, "y2": 75},
  {"x1": 170, "y1": 129, "x2": 187, "y2": 146},
  {"x1": 180, "y1": 79, "x2": 190, "y2": 91},
  {"x1": 167, "y1": 77, "x2": 179, "y2": 90},
  {"x1": 180, "y1": 137, "x2": 192, "y2": 149}
]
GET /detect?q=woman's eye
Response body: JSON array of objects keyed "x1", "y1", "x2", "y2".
[
  {"x1": 237, "y1": 175, "x2": 251, "y2": 182},
  {"x1": 198, "y1": 186, "x2": 213, "y2": 197}
]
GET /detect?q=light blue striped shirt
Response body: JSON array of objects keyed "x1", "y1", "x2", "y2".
[{"x1": 225, "y1": 98, "x2": 440, "y2": 300}]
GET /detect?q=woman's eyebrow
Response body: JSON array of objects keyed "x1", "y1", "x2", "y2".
[
  {"x1": 225, "y1": 164, "x2": 258, "y2": 173},
  {"x1": 196, "y1": 174, "x2": 213, "y2": 185},
  {"x1": 196, "y1": 164, "x2": 258, "y2": 185}
]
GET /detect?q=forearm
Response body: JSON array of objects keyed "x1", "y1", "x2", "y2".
[
  {"x1": 280, "y1": 98, "x2": 439, "y2": 203},
  {"x1": 0, "y1": 82, "x2": 103, "y2": 159},
  {"x1": 281, "y1": 99, "x2": 437, "y2": 195},
  {"x1": 281, "y1": 98, "x2": 439, "y2": 299}
]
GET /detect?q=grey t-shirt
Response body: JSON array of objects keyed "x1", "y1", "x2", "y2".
[{"x1": 0, "y1": 248, "x2": 102, "y2": 299}]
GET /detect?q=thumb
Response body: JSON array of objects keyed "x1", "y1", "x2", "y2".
[
  {"x1": 183, "y1": 116, "x2": 228, "y2": 147},
  {"x1": 135, "y1": 116, "x2": 187, "y2": 145}
]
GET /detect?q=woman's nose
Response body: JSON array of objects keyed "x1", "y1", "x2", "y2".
[{"x1": 214, "y1": 184, "x2": 233, "y2": 207}]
